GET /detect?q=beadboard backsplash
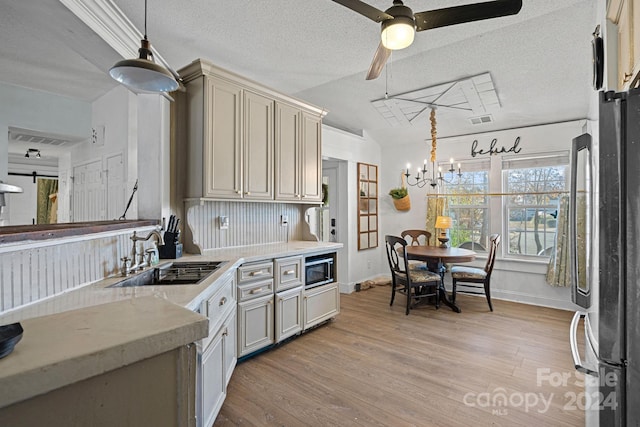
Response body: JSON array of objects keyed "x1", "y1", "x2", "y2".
[
  {"x1": 0, "y1": 226, "x2": 156, "y2": 313},
  {"x1": 185, "y1": 200, "x2": 313, "y2": 253}
]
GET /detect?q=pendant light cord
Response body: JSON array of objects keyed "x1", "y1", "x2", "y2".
[{"x1": 144, "y1": 0, "x2": 148, "y2": 38}]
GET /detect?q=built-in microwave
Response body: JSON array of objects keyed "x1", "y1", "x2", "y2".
[{"x1": 304, "y1": 253, "x2": 335, "y2": 289}]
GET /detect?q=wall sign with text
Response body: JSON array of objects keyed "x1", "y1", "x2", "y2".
[{"x1": 471, "y1": 137, "x2": 522, "y2": 157}]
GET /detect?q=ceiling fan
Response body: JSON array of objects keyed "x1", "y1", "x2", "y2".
[{"x1": 331, "y1": 0, "x2": 523, "y2": 80}]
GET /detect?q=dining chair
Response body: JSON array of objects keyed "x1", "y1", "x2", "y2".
[
  {"x1": 385, "y1": 235, "x2": 442, "y2": 315},
  {"x1": 451, "y1": 234, "x2": 501, "y2": 311},
  {"x1": 400, "y1": 229, "x2": 432, "y2": 246},
  {"x1": 400, "y1": 229, "x2": 433, "y2": 270}
]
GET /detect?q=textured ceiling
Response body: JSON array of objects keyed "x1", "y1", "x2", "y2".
[{"x1": 0, "y1": 0, "x2": 597, "y2": 148}]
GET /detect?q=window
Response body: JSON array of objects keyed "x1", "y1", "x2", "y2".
[
  {"x1": 502, "y1": 153, "x2": 569, "y2": 257},
  {"x1": 441, "y1": 160, "x2": 491, "y2": 252}
]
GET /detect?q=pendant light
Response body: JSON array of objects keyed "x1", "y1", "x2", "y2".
[{"x1": 109, "y1": 0, "x2": 178, "y2": 93}]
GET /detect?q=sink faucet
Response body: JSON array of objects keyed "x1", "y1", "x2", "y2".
[{"x1": 128, "y1": 229, "x2": 164, "y2": 273}]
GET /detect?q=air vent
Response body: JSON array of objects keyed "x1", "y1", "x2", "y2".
[
  {"x1": 8, "y1": 127, "x2": 85, "y2": 147},
  {"x1": 469, "y1": 114, "x2": 493, "y2": 125}
]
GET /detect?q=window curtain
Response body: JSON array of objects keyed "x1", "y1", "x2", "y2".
[
  {"x1": 36, "y1": 178, "x2": 59, "y2": 224},
  {"x1": 545, "y1": 194, "x2": 571, "y2": 287},
  {"x1": 425, "y1": 195, "x2": 448, "y2": 246}
]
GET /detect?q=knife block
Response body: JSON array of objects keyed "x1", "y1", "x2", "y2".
[{"x1": 159, "y1": 243, "x2": 183, "y2": 259}]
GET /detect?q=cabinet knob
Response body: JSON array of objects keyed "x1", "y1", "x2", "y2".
[
  {"x1": 624, "y1": 72, "x2": 634, "y2": 83},
  {"x1": 219, "y1": 296, "x2": 227, "y2": 306},
  {"x1": 236, "y1": 190, "x2": 242, "y2": 194},
  {"x1": 250, "y1": 271, "x2": 266, "y2": 277},
  {"x1": 249, "y1": 288, "x2": 263, "y2": 294},
  {"x1": 245, "y1": 192, "x2": 251, "y2": 195},
  {"x1": 222, "y1": 328, "x2": 228, "y2": 337},
  {"x1": 284, "y1": 270, "x2": 295, "y2": 275}
]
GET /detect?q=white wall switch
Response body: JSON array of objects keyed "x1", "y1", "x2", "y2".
[
  {"x1": 219, "y1": 215, "x2": 229, "y2": 229},
  {"x1": 281, "y1": 215, "x2": 289, "y2": 226}
]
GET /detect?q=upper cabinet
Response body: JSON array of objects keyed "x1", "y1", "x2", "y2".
[
  {"x1": 274, "y1": 103, "x2": 322, "y2": 202},
  {"x1": 608, "y1": 0, "x2": 640, "y2": 89},
  {"x1": 178, "y1": 59, "x2": 325, "y2": 203}
]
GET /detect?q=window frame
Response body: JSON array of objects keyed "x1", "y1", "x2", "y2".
[
  {"x1": 501, "y1": 152, "x2": 570, "y2": 260},
  {"x1": 440, "y1": 159, "x2": 491, "y2": 252}
]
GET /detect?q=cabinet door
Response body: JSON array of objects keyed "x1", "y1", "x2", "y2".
[
  {"x1": 222, "y1": 310, "x2": 237, "y2": 388},
  {"x1": 243, "y1": 91, "x2": 274, "y2": 200},
  {"x1": 300, "y1": 111, "x2": 322, "y2": 201},
  {"x1": 204, "y1": 76, "x2": 243, "y2": 198},
  {"x1": 303, "y1": 283, "x2": 340, "y2": 330},
  {"x1": 238, "y1": 294, "x2": 274, "y2": 357},
  {"x1": 200, "y1": 330, "x2": 225, "y2": 427},
  {"x1": 275, "y1": 102, "x2": 301, "y2": 201},
  {"x1": 275, "y1": 286, "x2": 303, "y2": 343}
]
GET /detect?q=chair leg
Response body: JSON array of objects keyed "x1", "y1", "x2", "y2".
[
  {"x1": 484, "y1": 280, "x2": 493, "y2": 312},
  {"x1": 405, "y1": 285, "x2": 411, "y2": 315},
  {"x1": 452, "y1": 278, "x2": 457, "y2": 304},
  {"x1": 390, "y1": 282, "x2": 396, "y2": 307},
  {"x1": 435, "y1": 282, "x2": 440, "y2": 309}
]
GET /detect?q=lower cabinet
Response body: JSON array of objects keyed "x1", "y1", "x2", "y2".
[
  {"x1": 199, "y1": 310, "x2": 236, "y2": 427},
  {"x1": 275, "y1": 286, "x2": 303, "y2": 342},
  {"x1": 197, "y1": 273, "x2": 237, "y2": 427},
  {"x1": 237, "y1": 294, "x2": 274, "y2": 357},
  {"x1": 303, "y1": 283, "x2": 340, "y2": 330}
]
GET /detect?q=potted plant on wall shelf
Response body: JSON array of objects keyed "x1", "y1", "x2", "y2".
[{"x1": 389, "y1": 187, "x2": 411, "y2": 211}]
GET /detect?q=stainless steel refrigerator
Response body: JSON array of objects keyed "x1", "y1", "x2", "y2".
[{"x1": 569, "y1": 88, "x2": 640, "y2": 427}]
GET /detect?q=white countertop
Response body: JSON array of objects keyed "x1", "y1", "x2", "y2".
[
  {"x1": 0, "y1": 296, "x2": 208, "y2": 408},
  {"x1": 0, "y1": 240, "x2": 342, "y2": 408}
]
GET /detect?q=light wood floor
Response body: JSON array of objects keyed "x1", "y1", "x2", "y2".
[{"x1": 215, "y1": 285, "x2": 585, "y2": 427}]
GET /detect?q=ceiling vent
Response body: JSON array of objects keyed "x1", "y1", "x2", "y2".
[
  {"x1": 8, "y1": 127, "x2": 85, "y2": 147},
  {"x1": 469, "y1": 114, "x2": 494, "y2": 125}
]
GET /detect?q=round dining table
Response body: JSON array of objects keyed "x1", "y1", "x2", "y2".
[{"x1": 405, "y1": 246, "x2": 477, "y2": 313}]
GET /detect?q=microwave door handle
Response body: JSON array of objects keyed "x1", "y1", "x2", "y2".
[{"x1": 570, "y1": 311, "x2": 599, "y2": 377}]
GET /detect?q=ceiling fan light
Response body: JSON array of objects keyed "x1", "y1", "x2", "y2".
[
  {"x1": 381, "y1": 18, "x2": 415, "y2": 50},
  {"x1": 109, "y1": 39, "x2": 179, "y2": 93}
]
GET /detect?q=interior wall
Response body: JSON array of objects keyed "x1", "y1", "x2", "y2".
[
  {"x1": 0, "y1": 82, "x2": 90, "y2": 223},
  {"x1": 322, "y1": 125, "x2": 383, "y2": 292},
  {"x1": 379, "y1": 120, "x2": 586, "y2": 310}
]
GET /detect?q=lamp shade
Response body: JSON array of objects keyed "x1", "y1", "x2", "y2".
[
  {"x1": 435, "y1": 216, "x2": 453, "y2": 229},
  {"x1": 109, "y1": 39, "x2": 178, "y2": 93},
  {"x1": 381, "y1": 16, "x2": 415, "y2": 50}
]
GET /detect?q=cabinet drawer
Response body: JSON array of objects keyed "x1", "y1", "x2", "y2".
[
  {"x1": 202, "y1": 276, "x2": 236, "y2": 347},
  {"x1": 238, "y1": 261, "x2": 274, "y2": 283},
  {"x1": 238, "y1": 278, "x2": 274, "y2": 302},
  {"x1": 274, "y1": 255, "x2": 303, "y2": 292}
]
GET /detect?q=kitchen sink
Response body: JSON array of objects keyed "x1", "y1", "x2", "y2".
[{"x1": 109, "y1": 261, "x2": 227, "y2": 288}]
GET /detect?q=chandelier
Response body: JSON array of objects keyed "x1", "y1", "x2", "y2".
[{"x1": 404, "y1": 108, "x2": 462, "y2": 188}]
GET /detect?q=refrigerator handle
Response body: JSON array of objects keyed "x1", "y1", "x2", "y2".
[{"x1": 570, "y1": 311, "x2": 599, "y2": 377}]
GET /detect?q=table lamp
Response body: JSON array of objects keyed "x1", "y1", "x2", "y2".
[{"x1": 435, "y1": 216, "x2": 453, "y2": 248}]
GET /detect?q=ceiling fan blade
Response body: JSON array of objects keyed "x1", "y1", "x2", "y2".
[
  {"x1": 414, "y1": 0, "x2": 522, "y2": 32},
  {"x1": 366, "y1": 42, "x2": 391, "y2": 80},
  {"x1": 331, "y1": 0, "x2": 393, "y2": 23}
]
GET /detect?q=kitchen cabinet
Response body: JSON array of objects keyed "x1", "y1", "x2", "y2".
[
  {"x1": 274, "y1": 255, "x2": 304, "y2": 342},
  {"x1": 184, "y1": 75, "x2": 272, "y2": 200},
  {"x1": 237, "y1": 260, "x2": 275, "y2": 357},
  {"x1": 197, "y1": 274, "x2": 237, "y2": 427},
  {"x1": 275, "y1": 102, "x2": 322, "y2": 202},
  {"x1": 303, "y1": 282, "x2": 340, "y2": 330},
  {"x1": 275, "y1": 286, "x2": 303, "y2": 342},
  {"x1": 608, "y1": 0, "x2": 640, "y2": 89},
  {"x1": 237, "y1": 294, "x2": 274, "y2": 357},
  {"x1": 179, "y1": 59, "x2": 326, "y2": 204}
]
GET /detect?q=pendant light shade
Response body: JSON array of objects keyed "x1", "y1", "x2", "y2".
[
  {"x1": 109, "y1": 0, "x2": 178, "y2": 93},
  {"x1": 109, "y1": 38, "x2": 178, "y2": 92}
]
